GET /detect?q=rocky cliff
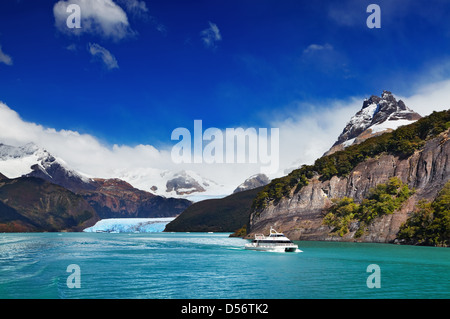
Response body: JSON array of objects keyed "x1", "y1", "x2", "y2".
[{"x1": 247, "y1": 128, "x2": 450, "y2": 243}]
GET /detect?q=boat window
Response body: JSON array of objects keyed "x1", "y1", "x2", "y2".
[{"x1": 256, "y1": 240, "x2": 294, "y2": 244}]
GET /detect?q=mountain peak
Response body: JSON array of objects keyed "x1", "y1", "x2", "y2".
[
  {"x1": 233, "y1": 173, "x2": 270, "y2": 193},
  {"x1": 325, "y1": 91, "x2": 422, "y2": 155}
]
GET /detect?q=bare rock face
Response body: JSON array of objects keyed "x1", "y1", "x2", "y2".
[{"x1": 248, "y1": 130, "x2": 450, "y2": 243}]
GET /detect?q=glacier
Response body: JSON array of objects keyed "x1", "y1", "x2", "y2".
[{"x1": 83, "y1": 218, "x2": 176, "y2": 233}]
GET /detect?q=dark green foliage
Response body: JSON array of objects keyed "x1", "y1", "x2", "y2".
[
  {"x1": 398, "y1": 182, "x2": 450, "y2": 247},
  {"x1": 230, "y1": 224, "x2": 247, "y2": 237},
  {"x1": 323, "y1": 178, "x2": 414, "y2": 237},
  {"x1": 252, "y1": 110, "x2": 450, "y2": 213},
  {"x1": 323, "y1": 197, "x2": 359, "y2": 237}
]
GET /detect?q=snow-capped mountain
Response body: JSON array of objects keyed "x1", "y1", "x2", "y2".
[
  {"x1": 0, "y1": 142, "x2": 93, "y2": 191},
  {"x1": 0, "y1": 142, "x2": 192, "y2": 221},
  {"x1": 0, "y1": 142, "x2": 46, "y2": 177},
  {"x1": 0, "y1": 142, "x2": 229, "y2": 202},
  {"x1": 114, "y1": 168, "x2": 229, "y2": 201},
  {"x1": 325, "y1": 90, "x2": 422, "y2": 155},
  {"x1": 233, "y1": 173, "x2": 270, "y2": 193}
]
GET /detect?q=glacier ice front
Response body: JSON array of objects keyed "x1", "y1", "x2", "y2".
[{"x1": 83, "y1": 218, "x2": 175, "y2": 233}]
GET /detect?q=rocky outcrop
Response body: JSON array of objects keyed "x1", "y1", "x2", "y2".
[{"x1": 248, "y1": 130, "x2": 450, "y2": 243}]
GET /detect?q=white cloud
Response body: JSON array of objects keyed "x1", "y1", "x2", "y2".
[
  {"x1": 0, "y1": 101, "x2": 163, "y2": 177},
  {"x1": 88, "y1": 43, "x2": 119, "y2": 70},
  {"x1": 0, "y1": 79, "x2": 448, "y2": 193},
  {"x1": 303, "y1": 43, "x2": 333, "y2": 55},
  {"x1": 398, "y1": 79, "x2": 450, "y2": 116},
  {"x1": 0, "y1": 96, "x2": 356, "y2": 192},
  {"x1": 200, "y1": 21, "x2": 222, "y2": 49},
  {"x1": 116, "y1": 0, "x2": 148, "y2": 18},
  {"x1": 53, "y1": 0, "x2": 134, "y2": 41},
  {"x1": 270, "y1": 97, "x2": 361, "y2": 172},
  {"x1": 0, "y1": 45, "x2": 13, "y2": 66},
  {"x1": 115, "y1": 0, "x2": 167, "y2": 34},
  {"x1": 0, "y1": 102, "x2": 261, "y2": 193}
]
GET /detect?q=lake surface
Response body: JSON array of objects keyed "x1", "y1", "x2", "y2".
[{"x1": 0, "y1": 232, "x2": 449, "y2": 299}]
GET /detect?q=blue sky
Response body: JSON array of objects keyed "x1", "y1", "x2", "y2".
[{"x1": 1, "y1": 0, "x2": 450, "y2": 149}]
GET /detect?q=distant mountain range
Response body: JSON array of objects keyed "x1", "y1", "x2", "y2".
[
  {"x1": 0, "y1": 140, "x2": 264, "y2": 231},
  {"x1": 116, "y1": 168, "x2": 227, "y2": 200},
  {"x1": 0, "y1": 143, "x2": 191, "y2": 231},
  {"x1": 0, "y1": 142, "x2": 228, "y2": 200}
]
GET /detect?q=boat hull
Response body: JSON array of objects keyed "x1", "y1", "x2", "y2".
[{"x1": 244, "y1": 244, "x2": 301, "y2": 253}]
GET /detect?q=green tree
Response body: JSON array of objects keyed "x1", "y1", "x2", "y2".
[
  {"x1": 398, "y1": 182, "x2": 450, "y2": 246},
  {"x1": 324, "y1": 178, "x2": 413, "y2": 237}
]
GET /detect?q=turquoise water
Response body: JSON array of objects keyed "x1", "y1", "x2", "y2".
[{"x1": 0, "y1": 232, "x2": 449, "y2": 299}]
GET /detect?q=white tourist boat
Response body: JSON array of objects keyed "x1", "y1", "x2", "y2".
[{"x1": 245, "y1": 227, "x2": 301, "y2": 252}]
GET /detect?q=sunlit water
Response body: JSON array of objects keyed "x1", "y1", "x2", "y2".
[{"x1": 0, "y1": 232, "x2": 449, "y2": 299}]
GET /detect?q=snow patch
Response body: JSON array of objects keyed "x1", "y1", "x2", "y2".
[
  {"x1": 348, "y1": 103, "x2": 378, "y2": 129},
  {"x1": 342, "y1": 137, "x2": 356, "y2": 147},
  {"x1": 369, "y1": 119, "x2": 416, "y2": 134}
]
